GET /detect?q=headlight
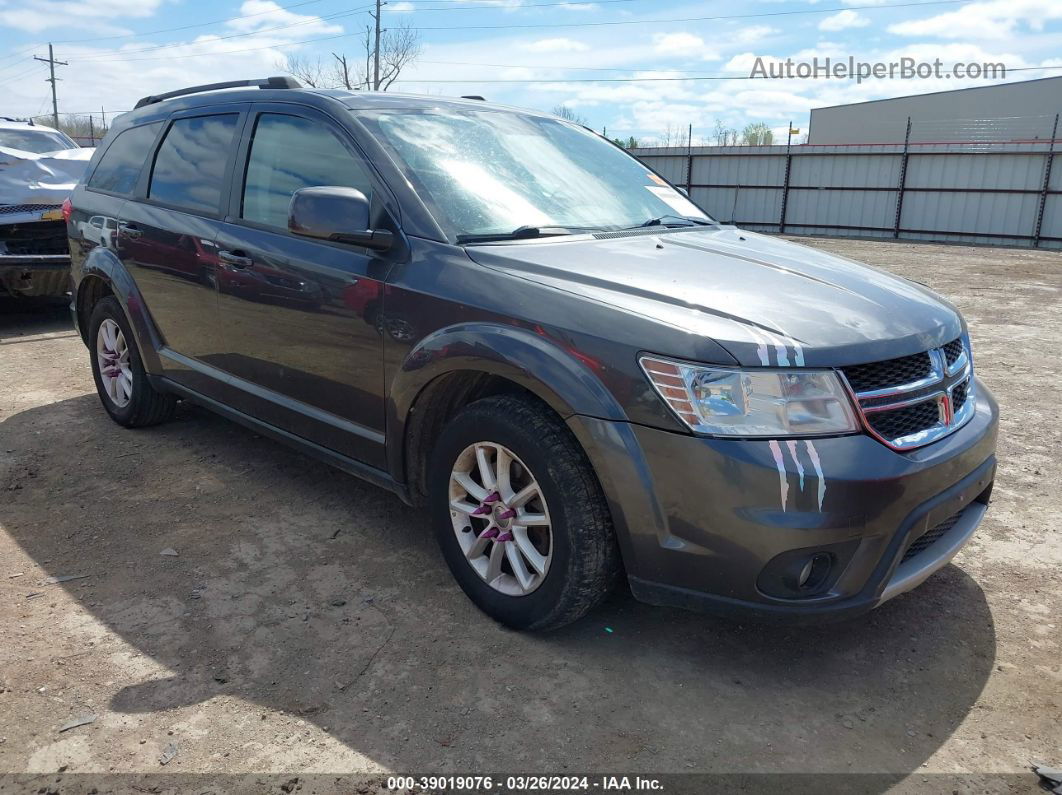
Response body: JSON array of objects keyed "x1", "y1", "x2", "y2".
[{"x1": 640, "y1": 355, "x2": 860, "y2": 437}]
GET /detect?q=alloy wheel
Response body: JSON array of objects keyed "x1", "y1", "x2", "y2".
[
  {"x1": 448, "y1": 441, "x2": 553, "y2": 596},
  {"x1": 96, "y1": 318, "x2": 133, "y2": 408}
]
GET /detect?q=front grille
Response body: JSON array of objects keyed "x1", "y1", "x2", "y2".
[
  {"x1": 867, "y1": 401, "x2": 940, "y2": 440},
  {"x1": 902, "y1": 511, "x2": 962, "y2": 563},
  {"x1": 952, "y1": 379, "x2": 969, "y2": 411},
  {"x1": 0, "y1": 203, "x2": 59, "y2": 216},
  {"x1": 841, "y1": 351, "x2": 932, "y2": 392},
  {"x1": 842, "y1": 338, "x2": 972, "y2": 450},
  {"x1": 943, "y1": 338, "x2": 964, "y2": 367},
  {"x1": 0, "y1": 220, "x2": 68, "y2": 256}
]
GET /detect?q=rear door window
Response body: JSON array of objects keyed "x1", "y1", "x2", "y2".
[
  {"x1": 241, "y1": 113, "x2": 371, "y2": 230},
  {"x1": 149, "y1": 114, "x2": 239, "y2": 214},
  {"x1": 86, "y1": 122, "x2": 162, "y2": 195}
]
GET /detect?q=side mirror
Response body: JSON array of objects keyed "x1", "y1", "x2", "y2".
[{"x1": 288, "y1": 186, "x2": 393, "y2": 251}]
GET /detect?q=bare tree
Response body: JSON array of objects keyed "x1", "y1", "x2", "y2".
[
  {"x1": 657, "y1": 122, "x2": 679, "y2": 147},
  {"x1": 278, "y1": 22, "x2": 419, "y2": 92},
  {"x1": 551, "y1": 105, "x2": 588, "y2": 126},
  {"x1": 375, "y1": 22, "x2": 421, "y2": 90},
  {"x1": 332, "y1": 52, "x2": 354, "y2": 90},
  {"x1": 276, "y1": 54, "x2": 329, "y2": 88},
  {"x1": 713, "y1": 119, "x2": 727, "y2": 146}
]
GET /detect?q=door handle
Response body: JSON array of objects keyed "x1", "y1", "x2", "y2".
[{"x1": 218, "y1": 250, "x2": 253, "y2": 269}]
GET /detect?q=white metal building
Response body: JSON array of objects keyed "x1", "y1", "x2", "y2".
[{"x1": 808, "y1": 76, "x2": 1062, "y2": 144}]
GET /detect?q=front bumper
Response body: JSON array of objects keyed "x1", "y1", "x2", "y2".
[{"x1": 569, "y1": 377, "x2": 998, "y2": 623}]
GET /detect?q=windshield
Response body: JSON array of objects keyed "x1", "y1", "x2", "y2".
[
  {"x1": 0, "y1": 128, "x2": 79, "y2": 154},
  {"x1": 356, "y1": 108, "x2": 711, "y2": 240}
]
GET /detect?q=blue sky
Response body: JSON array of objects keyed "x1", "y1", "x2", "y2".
[{"x1": 2, "y1": 0, "x2": 1060, "y2": 142}]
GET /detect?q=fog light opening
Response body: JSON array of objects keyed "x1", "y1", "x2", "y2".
[
  {"x1": 797, "y1": 559, "x2": 815, "y2": 588},
  {"x1": 797, "y1": 552, "x2": 833, "y2": 592}
]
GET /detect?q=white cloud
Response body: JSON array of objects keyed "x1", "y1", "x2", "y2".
[
  {"x1": 652, "y1": 32, "x2": 705, "y2": 55},
  {"x1": 0, "y1": 0, "x2": 162, "y2": 32},
  {"x1": 521, "y1": 37, "x2": 590, "y2": 53},
  {"x1": 888, "y1": 0, "x2": 1062, "y2": 39},
  {"x1": 223, "y1": 0, "x2": 342, "y2": 36},
  {"x1": 818, "y1": 10, "x2": 870, "y2": 32},
  {"x1": 389, "y1": 1, "x2": 415, "y2": 10},
  {"x1": 733, "y1": 26, "x2": 780, "y2": 43}
]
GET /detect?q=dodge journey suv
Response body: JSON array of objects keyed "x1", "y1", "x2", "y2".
[{"x1": 65, "y1": 77, "x2": 998, "y2": 630}]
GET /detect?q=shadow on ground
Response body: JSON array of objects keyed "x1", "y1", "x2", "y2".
[
  {"x1": 0, "y1": 391, "x2": 996, "y2": 777},
  {"x1": 0, "y1": 297, "x2": 73, "y2": 339}
]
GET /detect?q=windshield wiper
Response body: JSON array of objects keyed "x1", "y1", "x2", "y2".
[
  {"x1": 632, "y1": 214, "x2": 715, "y2": 229},
  {"x1": 456, "y1": 224, "x2": 602, "y2": 244}
]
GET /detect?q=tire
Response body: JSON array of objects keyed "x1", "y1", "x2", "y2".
[
  {"x1": 88, "y1": 295, "x2": 177, "y2": 427},
  {"x1": 429, "y1": 394, "x2": 620, "y2": 630}
]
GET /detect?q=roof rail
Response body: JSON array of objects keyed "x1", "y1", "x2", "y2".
[
  {"x1": 460, "y1": 95, "x2": 486, "y2": 101},
  {"x1": 134, "y1": 76, "x2": 302, "y2": 110}
]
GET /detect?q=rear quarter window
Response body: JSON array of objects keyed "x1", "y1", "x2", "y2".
[
  {"x1": 86, "y1": 123, "x2": 162, "y2": 195},
  {"x1": 148, "y1": 114, "x2": 239, "y2": 214}
]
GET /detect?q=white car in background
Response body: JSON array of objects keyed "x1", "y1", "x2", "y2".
[
  {"x1": 1, "y1": 118, "x2": 94, "y2": 299},
  {"x1": 78, "y1": 214, "x2": 118, "y2": 249}
]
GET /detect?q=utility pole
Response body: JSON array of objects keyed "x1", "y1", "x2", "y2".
[
  {"x1": 33, "y1": 44, "x2": 68, "y2": 130},
  {"x1": 371, "y1": 0, "x2": 384, "y2": 91}
]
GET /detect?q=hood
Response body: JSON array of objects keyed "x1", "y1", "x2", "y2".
[
  {"x1": 0, "y1": 146, "x2": 94, "y2": 208},
  {"x1": 465, "y1": 227, "x2": 964, "y2": 368}
]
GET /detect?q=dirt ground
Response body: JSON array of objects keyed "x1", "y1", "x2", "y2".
[{"x1": 0, "y1": 237, "x2": 1059, "y2": 791}]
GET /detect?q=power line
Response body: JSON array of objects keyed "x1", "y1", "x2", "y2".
[
  {"x1": 72, "y1": 0, "x2": 641, "y2": 63},
  {"x1": 68, "y1": 0, "x2": 978, "y2": 64},
  {"x1": 390, "y1": 64, "x2": 1062, "y2": 83},
  {"x1": 0, "y1": 0, "x2": 335, "y2": 70},
  {"x1": 405, "y1": 0, "x2": 973, "y2": 30},
  {"x1": 74, "y1": 30, "x2": 363, "y2": 62},
  {"x1": 5, "y1": 0, "x2": 644, "y2": 59},
  {"x1": 419, "y1": 58, "x2": 720, "y2": 74},
  {"x1": 3, "y1": 62, "x2": 47, "y2": 82},
  {"x1": 72, "y1": 4, "x2": 374, "y2": 62},
  {"x1": 395, "y1": 0, "x2": 644, "y2": 8},
  {"x1": 48, "y1": 0, "x2": 332, "y2": 44}
]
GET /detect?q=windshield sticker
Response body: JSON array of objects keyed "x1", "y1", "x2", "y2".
[{"x1": 644, "y1": 185, "x2": 709, "y2": 219}]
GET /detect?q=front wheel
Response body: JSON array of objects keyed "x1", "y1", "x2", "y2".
[
  {"x1": 88, "y1": 296, "x2": 177, "y2": 427},
  {"x1": 429, "y1": 395, "x2": 620, "y2": 630}
]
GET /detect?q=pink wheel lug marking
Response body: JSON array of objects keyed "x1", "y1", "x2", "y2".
[
  {"x1": 470, "y1": 503, "x2": 492, "y2": 517},
  {"x1": 496, "y1": 531, "x2": 514, "y2": 543},
  {"x1": 496, "y1": 508, "x2": 516, "y2": 521},
  {"x1": 480, "y1": 527, "x2": 499, "y2": 540},
  {"x1": 482, "y1": 491, "x2": 501, "y2": 504}
]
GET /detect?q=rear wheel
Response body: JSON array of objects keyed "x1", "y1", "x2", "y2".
[
  {"x1": 88, "y1": 296, "x2": 176, "y2": 427},
  {"x1": 429, "y1": 394, "x2": 620, "y2": 630}
]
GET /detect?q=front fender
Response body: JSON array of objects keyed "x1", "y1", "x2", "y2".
[
  {"x1": 392, "y1": 321, "x2": 629, "y2": 422},
  {"x1": 76, "y1": 247, "x2": 164, "y2": 374},
  {"x1": 387, "y1": 322, "x2": 631, "y2": 483}
]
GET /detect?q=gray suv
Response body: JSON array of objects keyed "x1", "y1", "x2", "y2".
[{"x1": 65, "y1": 78, "x2": 998, "y2": 630}]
